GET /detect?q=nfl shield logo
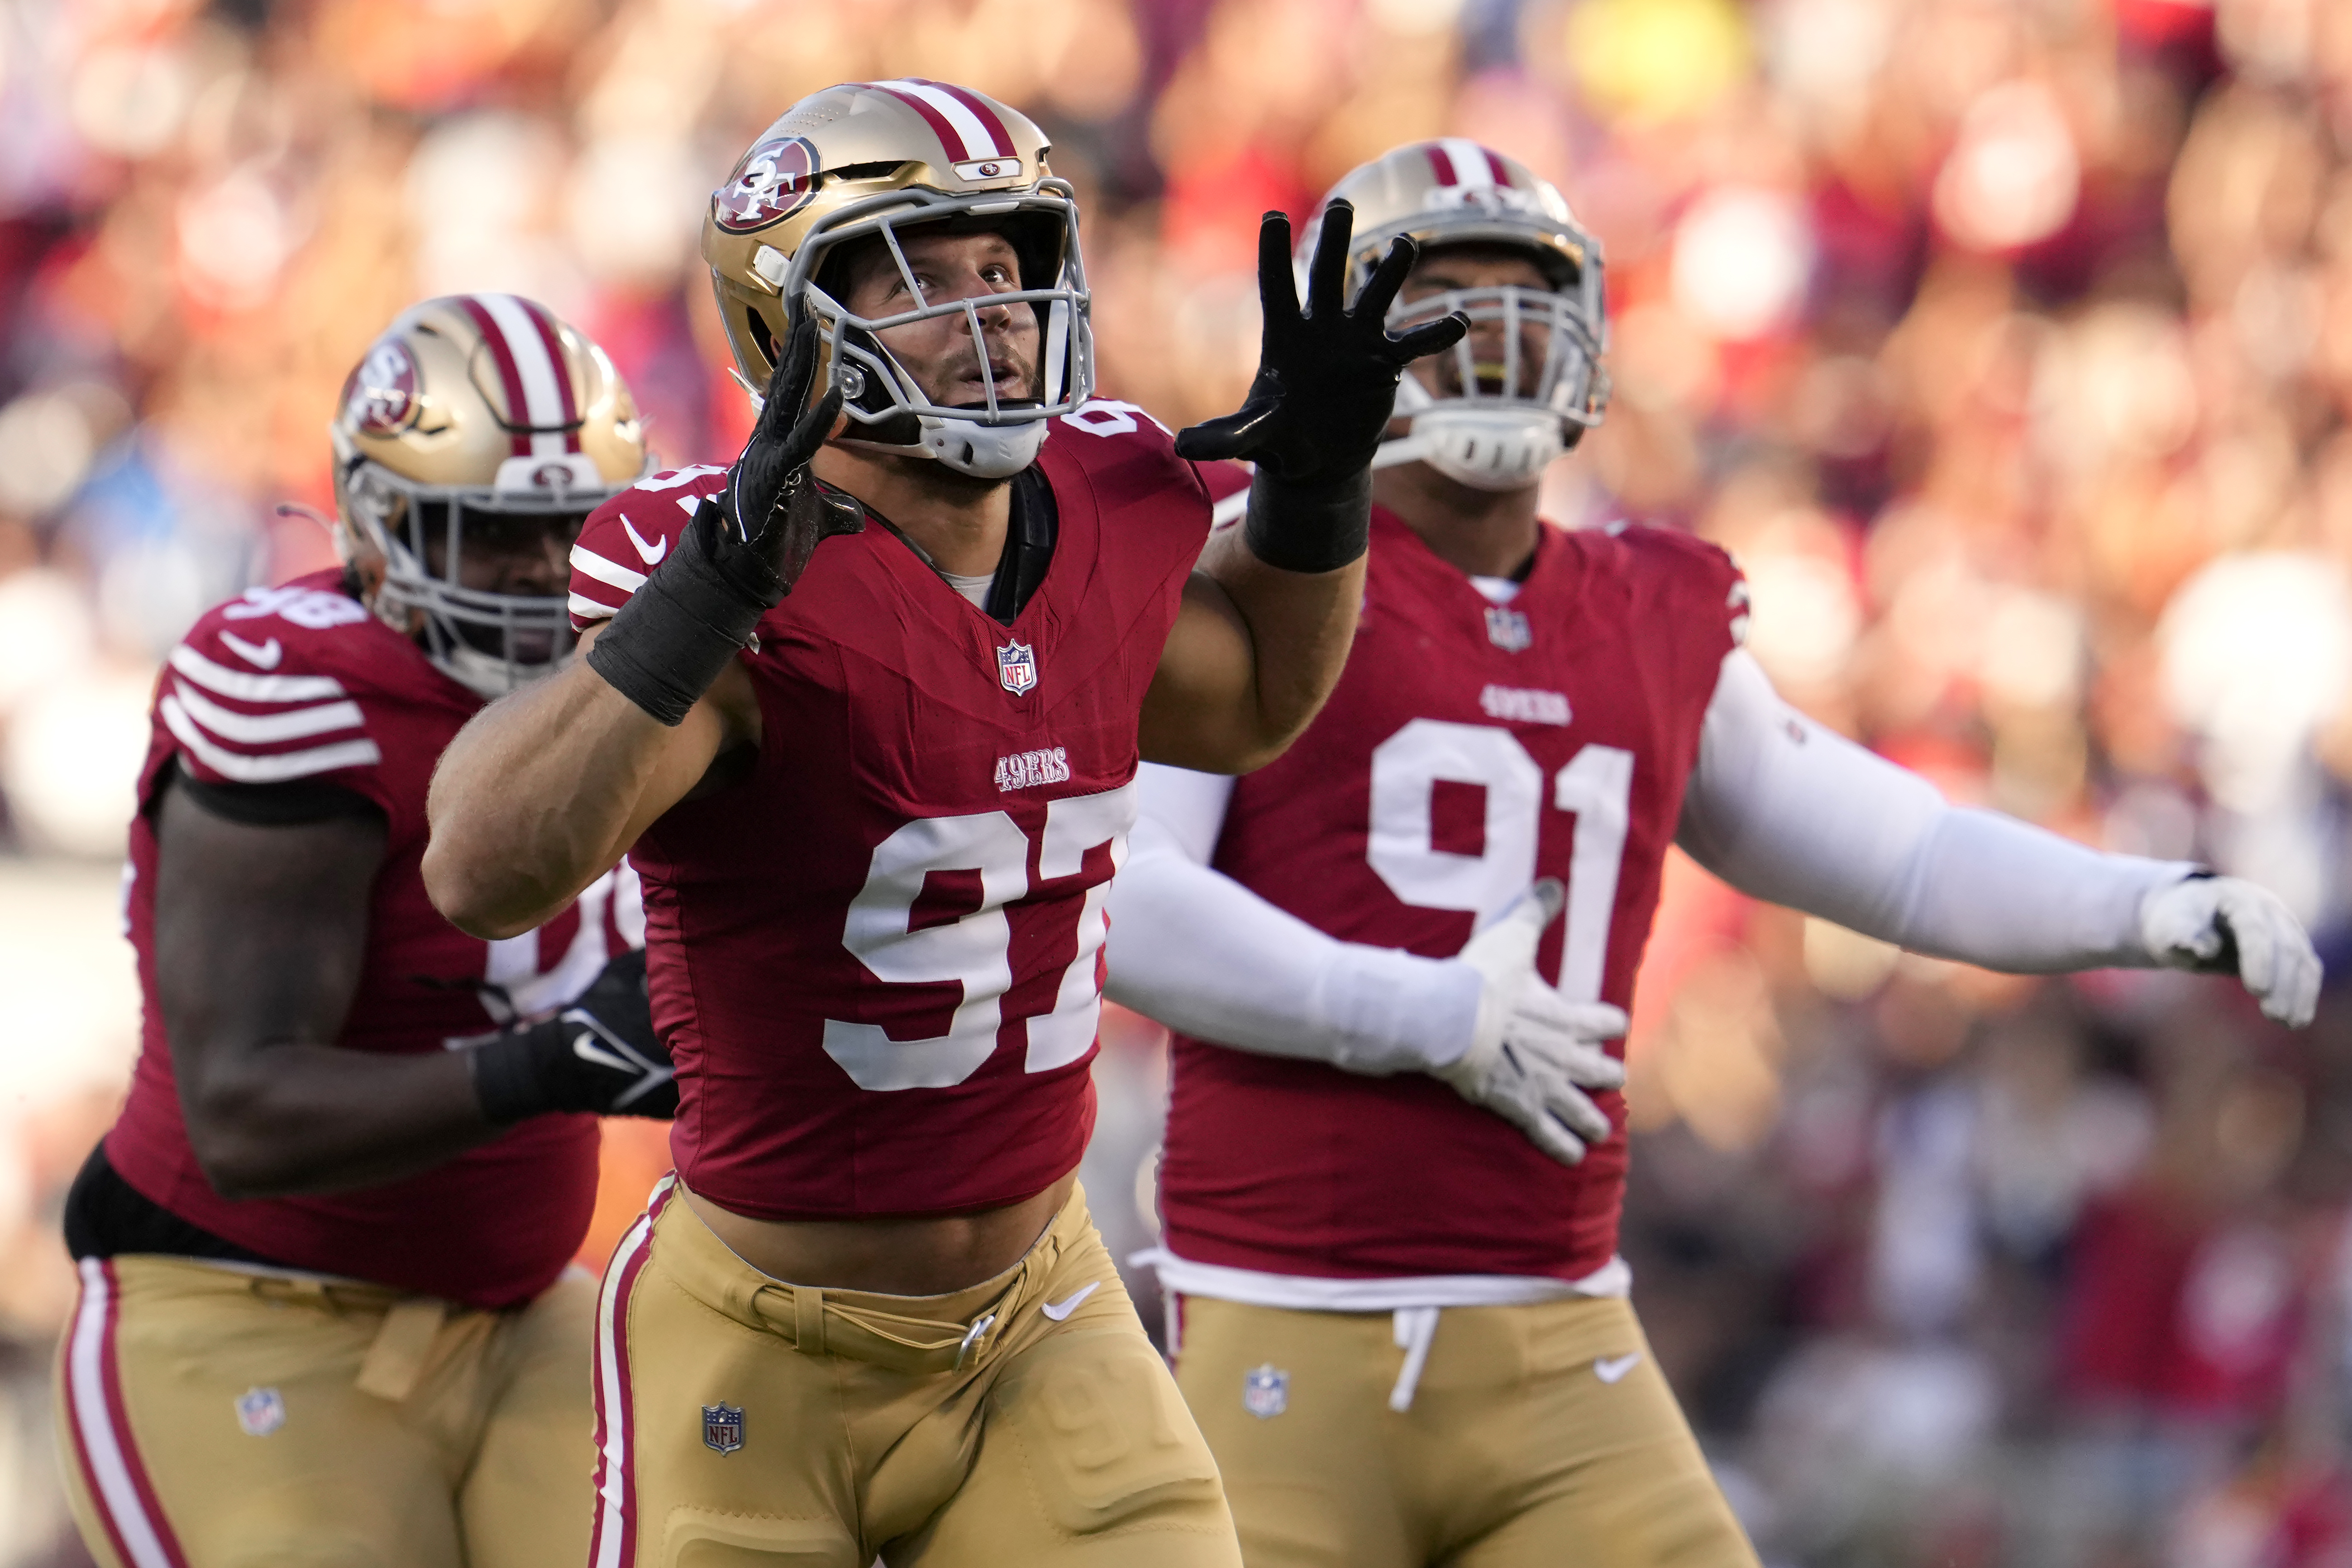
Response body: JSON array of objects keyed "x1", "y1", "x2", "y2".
[
  {"x1": 997, "y1": 640, "x2": 1038, "y2": 695},
  {"x1": 234, "y1": 1386, "x2": 284, "y2": 1437},
  {"x1": 1485, "y1": 605, "x2": 1533, "y2": 652},
  {"x1": 1241, "y1": 1363, "x2": 1289, "y2": 1420},
  {"x1": 702, "y1": 1402, "x2": 744, "y2": 1455}
]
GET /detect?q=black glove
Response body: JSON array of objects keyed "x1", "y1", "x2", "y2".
[
  {"x1": 468, "y1": 948, "x2": 678, "y2": 1124},
  {"x1": 587, "y1": 309, "x2": 865, "y2": 725},
  {"x1": 1175, "y1": 202, "x2": 1468, "y2": 573}
]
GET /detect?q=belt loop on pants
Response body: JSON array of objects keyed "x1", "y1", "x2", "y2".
[
  {"x1": 795, "y1": 1287, "x2": 826, "y2": 1357},
  {"x1": 356, "y1": 1298, "x2": 448, "y2": 1404}
]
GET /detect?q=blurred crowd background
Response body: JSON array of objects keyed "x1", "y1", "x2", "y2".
[{"x1": 2, "y1": 0, "x2": 2351, "y2": 1561}]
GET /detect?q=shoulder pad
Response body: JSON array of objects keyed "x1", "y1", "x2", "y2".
[
  {"x1": 570, "y1": 465, "x2": 729, "y2": 628},
  {"x1": 162, "y1": 582, "x2": 391, "y2": 786}
]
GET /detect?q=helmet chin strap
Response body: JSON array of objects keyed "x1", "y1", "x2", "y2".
[
  {"x1": 1405, "y1": 408, "x2": 1565, "y2": 492},
  {"x1": 916, "y1": 415, "x2": 1046, "y2": 478}
]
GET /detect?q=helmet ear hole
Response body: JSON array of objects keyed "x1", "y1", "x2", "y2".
[{"x1": 745, "y1": 310, "x2": 779, "y2": 378}]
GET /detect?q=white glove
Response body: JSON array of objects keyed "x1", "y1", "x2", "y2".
[
  {"x1": 1433, "y1": 881, "x2": 1629, "y2": 1166},
  {"x1": 2139, "y1": 874, "x2": 2323, "y2": 1028}
]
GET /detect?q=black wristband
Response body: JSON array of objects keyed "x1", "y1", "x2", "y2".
[
  {"x1": 470, "y1": 1033, "x2": 554, "y2": 1126},
  {"x1": 586, "y1": 502, "x2": 777, "y2": 726},
  {"x1": 1242, "y1": 466, "x2": 1372, "y2": 575}
]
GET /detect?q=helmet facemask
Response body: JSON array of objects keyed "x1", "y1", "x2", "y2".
[
  {"x1": 337, "y1": 456, "x2": 611, "y2": 698},
  {"x1": 1379, "y1": 251, "x2": 1610, "y2": 493},
  {"x1": 776, "y1": 186, "x2": 1093, "y2": 481}
]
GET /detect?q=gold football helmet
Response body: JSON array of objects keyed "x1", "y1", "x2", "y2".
[
  {"x1": 700, "y1": 79, "x2": 1092, "y2": 479},
  {"x1": 329, "y1": 294, "x2": 648, "y2": 696},
  {"x1": 1307, "y1": 141, "x2": 1608, "y2": 491}
]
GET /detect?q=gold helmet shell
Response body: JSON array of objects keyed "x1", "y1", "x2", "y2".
[
  {"x1": 329, "y1": 294, "x2": 648, "y2": 696},
  {"x1": 1310, "y1": 141, "x2": 1608, "y2": 491},
  {"x1": 700, "y1": 80, "x2": 1093, "y2": 479}
]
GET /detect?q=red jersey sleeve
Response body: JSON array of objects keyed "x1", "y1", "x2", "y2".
[
  {"x1": 156, "y1": 579, "x2": 406, "y2": 815},
  {"x1": 1606, "y1": 519, "x2": 1750, "y2": 677},
  {"x1": 567, "y1": 463, "x2": 730, "y2": 629}
]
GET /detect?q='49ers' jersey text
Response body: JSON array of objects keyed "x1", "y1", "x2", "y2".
[
  {"x1": 1159, "y1": 510, "x2": 1746, "y2": 1284},
  {"x1": 108, "y1": 571, "x2": 639, "y2": 1309},
  {"x1": 568, "y1": 403, "x2": 1211, "y2": 1220}
]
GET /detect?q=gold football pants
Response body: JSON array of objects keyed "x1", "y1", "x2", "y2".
[
  {"x1": 1174, "y1": 1295, "x2": 1760, "y2": 1568},
  {"x1": 590, "y1": 1177, "x2": 1239, "y2": 1567},
  {"x1": 53, "y1": 1253, "x2": 597, "y2": 1568}
]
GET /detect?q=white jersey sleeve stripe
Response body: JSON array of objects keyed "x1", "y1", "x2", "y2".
[
  {"x1": 570, "y1": 545, "x2": 648, "y2": 593},
  {"x1": 169, "y1": 678, "x2": 366, "y2": 747},
  {"x1": 161, "y1": 696, "x2": 383, "y2": 784},
  {"x1": 167, "y1": 644, "x2": 345, "y2": 704},
  {"x1": 569, "y1": 591, "x2": 624, "y2": 623}
]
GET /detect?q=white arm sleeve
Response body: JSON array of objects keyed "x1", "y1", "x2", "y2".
[
  {"x1": 1675, "y1": 650, "x2": 2195, "y2": 972},
  {"x1": 1104, "y1": 763, "x2": 1482, "y2": 1074}
]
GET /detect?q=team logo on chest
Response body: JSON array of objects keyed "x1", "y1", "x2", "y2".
[
  {"x1": 1484, "y1": 605, "x2": 1533, "y2": 653},
  {"x1": 702, "y1": 1402, "x2": 744, "y2": 1454},
  {"x1": 997, "y1": 639, "x2": 1038, "y2": 695}
]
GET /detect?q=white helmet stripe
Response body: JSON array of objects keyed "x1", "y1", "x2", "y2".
[
  {"x1": 877, "y1": 79, "x2": 1001, "y2": 163},
  {"x1": 1439, "y1": 138, "x2": 1498, "y2": 188},
  {"x1": 477, "y1": 293, "x2": 574, "y2": 458}
]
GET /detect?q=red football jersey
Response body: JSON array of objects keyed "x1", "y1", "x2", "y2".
[
  {"x1": 568, "y1": 403, "x2": 1210, "y2": 1220},
  {"x1": 106, "y1": 571, "x2": 638, "y2": 1310},
  {"x1": 1158, "y1": 508, "x2": 1745, "y2": 1282}
]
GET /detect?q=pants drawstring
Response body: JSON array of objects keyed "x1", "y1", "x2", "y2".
[{"x1": 1389, "y1": 1306, "x2": 1439, "y2": 1412}]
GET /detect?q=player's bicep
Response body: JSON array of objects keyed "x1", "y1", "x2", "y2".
[
  {"x1": 153, "y1": 782, "x2": 386, "y2": 1106},
  {"x1": 1138, "y1": 572, "x2": 1259, "y2": 773}
]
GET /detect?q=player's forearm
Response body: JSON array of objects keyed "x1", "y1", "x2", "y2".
[
  {"x1": 1677, "y1": 650, "x2": 2194, "y2": 972},
  {"x1": 425, "y1": 657, "x2": 675, "y2": 939},
  {"x1": 1105, "y1": 822, "x2": 1478, "y2": 1073},
  {"x1": 1192, "y1": 528, "x2": 1367, "y2": 770},
  {"x1": 181, "y1": 1041, "x2": 495, "y2": 1199}
]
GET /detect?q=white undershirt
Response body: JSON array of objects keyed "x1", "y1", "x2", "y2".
[
  {"x1": 1106, "y1": 647, "x2": 2195, "y2": 1319},
  {"x1": 1468, "y1": 575, "x2": 1521, "y2": 604},
  {"x1": 940, "y1": 570, "x2": 994, "y2": 610}
]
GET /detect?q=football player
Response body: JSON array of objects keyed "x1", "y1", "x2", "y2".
[
  {"x1": 54, "y1": 296, "x2": 679, "y2": 1568},
  {"x1": 419, "y1": 82, "x2": 1464, "y2": 1566},
  {"x1": 1104, "y1": 141, "x2": 2325, "y2": 1568}
]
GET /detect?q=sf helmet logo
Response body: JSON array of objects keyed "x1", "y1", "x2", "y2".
[
  {"x1": 712, "y1": 135, "x2": 821, "y2": 234},
  {"x1": 341, "y1": 339, "x2": 419, "y2": 436}
]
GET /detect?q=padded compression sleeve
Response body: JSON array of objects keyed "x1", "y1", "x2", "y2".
[
  {"x1": 1675, "y1": 650, "x2": 2195, "y2": 971},
  {"x1": 1103, "y1": 764, "x2": 1482, "y2": 1074}
]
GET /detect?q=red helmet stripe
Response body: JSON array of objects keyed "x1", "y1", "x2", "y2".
[
  {"x1": 913, "y1": 79, "x2": 1016, "y2": 157},
  {"x1": 869, "y1": 81, "x2": 971, "y2": 163},
  {"x1": 1425, "y1": 143, "x2": 1460, "y2": 186},
  {"x1": 1483, "y1": 148, "x2": 1512, "y2": 186},
  {"x1": 515, "y1": 296, "x2": 583, "y2": 454},
  {"x1": 455, "y1": 295, "x2": 534, "y2": 457}
]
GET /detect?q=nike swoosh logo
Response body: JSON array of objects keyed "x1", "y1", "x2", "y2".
[
  {"x1": 622, "y1": 518, "x2": 668, "y2": 566},
  {"x1": 1040, "y1": 1282, "x2": 1099, "y2": 1321},
  {"x1": 1593, "y1": 1353, "x2": 1642, "y2": 1385},
  {"x1": 219, "y1": 631, "x2": 283, "y2": 668},
  {"x1": 571, "y1": 1033, "x2": 635, "y2": 1072}
]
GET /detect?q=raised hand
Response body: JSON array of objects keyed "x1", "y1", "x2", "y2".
[
  {"x1": 1179, "y1": 202, "x2": 1467, "y2": 484},
  {"x1": 717, "y1": 307, "x2": 864, "y2": 599},
  {"x1": 587, "y1": 306, "x2": 863, "y2": 726}
]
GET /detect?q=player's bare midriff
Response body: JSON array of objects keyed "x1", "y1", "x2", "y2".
[{"x1": 680, "y1": 1171, "x2": 1077, "y2": 1296}]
